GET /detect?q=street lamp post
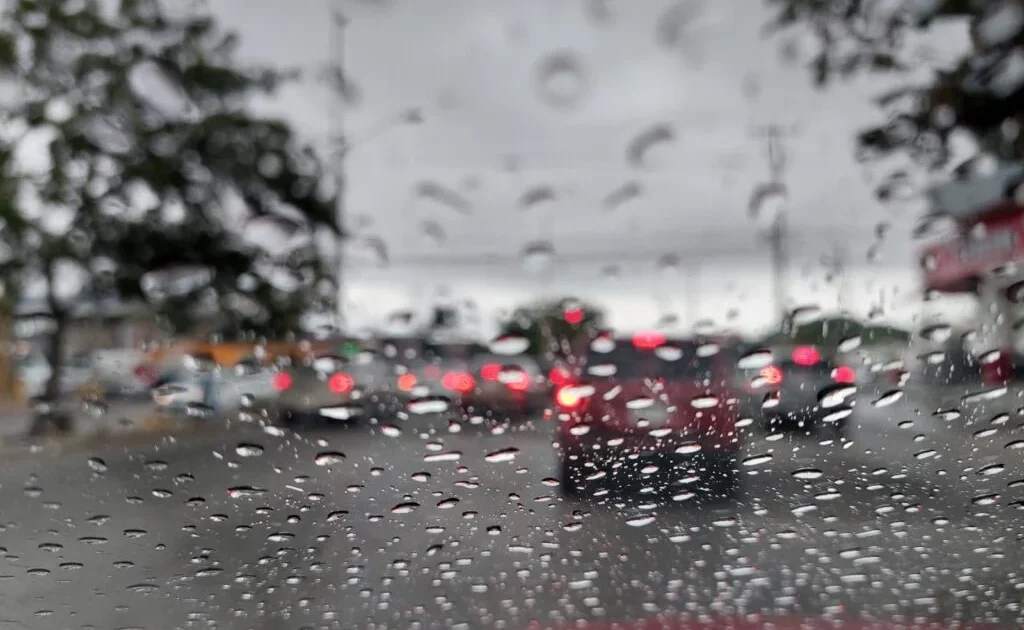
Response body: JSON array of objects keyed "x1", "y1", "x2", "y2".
[{"x1": 329, "y1": 6, "x2": 421, "y2": 335}]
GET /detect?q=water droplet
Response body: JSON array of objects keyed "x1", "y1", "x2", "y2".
[
  {"x1": 423, "y1": 451, "x2": 461, "y2": 463},
  {"x1": 38, "y1": 542, "x2": 63, "y2": 552},
  {"x1": 690, "y1": 395, "x2": 719, "y2": 409},
  {"x1": 737, "y1": 349, "x2": 773, "y2": 370},
  {"x1": 235, "y1": 443, "x2": 264, "y2": 457},
  {"x1": 489, "y1": 333, "x2": 530, "y2": 355},
  {"x1": 792, "y1": 468, "x2": 823, "y2": 480},
  {"x1": 484, "y1": 447, "x2": 520, "y2": 463},
  {"x1": 227, "y1": 486, "x2": 267, "y2": 499},
  {"x1": 437, "y1": 497, "x2": 460, "y2": 509},
  {"x1": 391, "y1": 502, "x2": 419, "y2": 514},
  {"x1": 534, "y1": 50, "x2": 588, "y2": 109},
  {"x1": 624, "y1": 514, "x2": 656, "y2": 527},
  {"x1": 87, "y1": 457, "x2": 107, "y2": 473},
  {"x1": 626, "y1": 122, "x2": 675, "y2": 168},
  {"x1": 872, "y1": 389, "x2": 904, "y2": 407},
  {"x1": 743, "y1": 453, "x2": 773, "y2": 467},
  {"x1": 314, "y1": 451, "x2": 346, "y2": 466},
  {"x1": 602, "y1": 180, "x2": 642, "y2": 211},
  {"x1": 520, "y1": 240, "x2": 556, "y2": 274}
]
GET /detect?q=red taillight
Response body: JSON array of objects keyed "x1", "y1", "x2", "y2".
[
  {"x1": 504, "y1": 370, "x2": 530, "y2": 392},
  {"x1": 480, "y1": 363, "x2": 501, "y2": 381},
  {"x1": 328, "y1": 372, "x2": 354, "y2": 394},
  {"x1": 632, "y1": 330, "x2": 665, "y2": 349},
  {"x1": 759, "y1": 365, "x2": 783, "y2": 386},
  {"x1": 549, "y1": 366, "x2": 572, "y2": 386},
  {"x1": 555, "y1": 385, "x2": 583, "y2": 409},
  {"x1": 397, "y1": 373, "x2": 417, "y2": 392},
  {"x1": 442, "y1": 371, "x2": 475, "y2": 393},
  {"x1": 563, "y1": 307, "x2": 584, "y2": 325},
  {"x1": 792, "y1": 345, "x2": 820, "y2": 366},
  {"x1": 832, "y1": 365, "x2": 856, "y2": 383},
  {"x1": 272, "y1": 372, "x2": 293, "y2": 391},
  {"x1": 133, "y1": 365, "x2": 157, "y2": 383}
]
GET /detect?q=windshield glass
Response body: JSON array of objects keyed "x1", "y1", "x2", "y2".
[{"x1": 3, "y1": 1, "x2": 1024, "y2": 628}]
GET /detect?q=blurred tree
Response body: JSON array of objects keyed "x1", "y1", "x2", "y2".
[
  {"x1": 764, "y1": 0, "x2": 1024, "y2": 178},
  {"x1": 0, "y1": 0, "x2": 339, "y2": 430},
  {"x1": 498, "y1": 298, "x2": 605, "y2": 357}
]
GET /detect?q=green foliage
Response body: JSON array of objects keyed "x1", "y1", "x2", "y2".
[
  {"x1": 0, "y1": 0, "x2": 338, "y2": 345},
  {"x1": 498, "y1": 297, "x2": 605, "y2": 357},
  {"x1": 764, "y1": 0, "x2": 1024, "y2": 173}
]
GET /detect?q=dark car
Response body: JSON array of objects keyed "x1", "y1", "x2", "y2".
[
  {"x1": 736, "y1": 344, "x2": 857, "y2": 437},
  {"x1": 273, "y1": 351, "x2": 399, "y2": 426},
  {"x1": 553, "y1": 331, "x2": 741, "y2": 498}
]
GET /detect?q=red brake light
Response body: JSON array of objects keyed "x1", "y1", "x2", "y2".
[
  {"x1": 442, "y1": 371, "x2": 475, "y2": 393},
  {"x1": 549, "y1": 366, "x2": 572, "y2": 386},
  {"x1": 632, "y1": 330, "x2": 666, "y2": 349},
  {"x1": 791, "y1": 346, "x2": 820, "y2": 366},
  {"x1": 272, "y1": 372, "x2": 293, "y2": 391},
  {"x1": 564, "y1": 307, "x2": 584, "y2": 325},
  {"x1": 832, "y1": 365, "x2": 856, "y2": 383},
  {"x1": 397, "y1": 373, "x2": 417, "y2": 392},
  {"x1": 480, "y1": 363, "x2": 501, "y2": 381},
  {"x1": 504, "y1": 370, "x2": 530, "y2": 392},
  {"x1": 759, "y1": 365, "x2": 783, "y2": 386},
  {"x1": 328, "y1": 372, "x2": 354, "y2": 394},
  {"x1": 555, "y1": 385, "x2": 582, "y2": 409}
]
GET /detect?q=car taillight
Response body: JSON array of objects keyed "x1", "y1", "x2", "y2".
[
  {"x1": 442, "y1": 371, "x2": 475, "y2": 393},
  {"x1": 555, "y1": 385, "x2": 583, "y2": 409},
  {"x1": 759, "y1": 365, "x2": 783, "y2": 386},
  {"x1": 272, "y1": 372, "x2": 293, "y2": 391},
  {"x1": 397, "y1": 373, "x2": 417, "y2": 392},
  {"x1": 480, "y1": 363, "x2": 501, "y2": 381},
  {"x1": 632, "y1": 330, "x2": 665, "y2": 349},
  {"x1": 549, "y1": 366, "x2": 572, "y2": 386},
  {"x1": 504, "y1": 371, "x2": 530, "y2": 392},
  {"x1": 133, "y1": 365, "x2": 157, "y2": 383},
  {"x1": 328, "y1": 372, "x2": 354, "y2": 394},
  {"x1": 792, "y1": 345, "x2": 820, "y2": 366},
  {"x1": 832, "y1": 365, "x2": 856, "y2": 384}
]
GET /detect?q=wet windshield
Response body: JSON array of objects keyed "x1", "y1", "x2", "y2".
[{"x1": 2, "y1": 0, "x2": 1024, "y2": 628}]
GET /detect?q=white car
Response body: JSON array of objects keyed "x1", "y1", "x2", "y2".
[{"x1": 152, "y1": 357, "x2": 279, "y2": 415}]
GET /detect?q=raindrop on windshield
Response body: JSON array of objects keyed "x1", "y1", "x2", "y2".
[
  {"x1": 520, "y1": 240, "x2": 556, "y2": 274},
  {"x1": 626, "y1": 122, "x2": 675, "y2": 168},
  {"x1": 534, "y1": 50, "x2": 589, "y2": 109},
  {"x1": 414, "y1": 180, "x2": 471, "y2": 215}
]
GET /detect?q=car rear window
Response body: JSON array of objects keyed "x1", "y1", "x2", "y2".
[{"x1": 585, "y1": 342, "x2": 715, "y2": 379}]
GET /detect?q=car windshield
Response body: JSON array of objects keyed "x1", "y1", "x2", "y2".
[{"x1": 5, "y1": 1, "x2": 1024, "y2": 628}]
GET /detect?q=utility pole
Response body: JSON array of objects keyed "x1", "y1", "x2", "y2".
[
  {"x1": 330, "y1": 3, "x2": 347, "y2": 336},
  {"x1": 750, "y1": 122, "x2": 799, "y2": 329},
  {"x1": 822, "y1": 243, "x2": 848, "y2": 313}
]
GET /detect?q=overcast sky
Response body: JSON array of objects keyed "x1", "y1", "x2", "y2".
[{"x1": 213, "y1": 0, "x2": 975, "y2": 336}]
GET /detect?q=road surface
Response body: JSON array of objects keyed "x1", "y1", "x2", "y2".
[{"x1": 0, "y1": 384, "x2": 1021, "y2": 629}]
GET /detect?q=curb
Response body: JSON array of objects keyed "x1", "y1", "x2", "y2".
[{"x1": 0, "y1": 412, "x2": 240, "y2": 456}]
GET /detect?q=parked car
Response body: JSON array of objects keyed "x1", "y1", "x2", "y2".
[
  {"x1": 152, "y1": 354, "x2": 281, "y2": 418},
  {"x1": 554, "y1": 331, "x2": 741, "y2": 498}
]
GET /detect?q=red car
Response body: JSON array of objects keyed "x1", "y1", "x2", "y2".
[{"x1": 554, "y1": 331, "x2": 741, "y2": 498}]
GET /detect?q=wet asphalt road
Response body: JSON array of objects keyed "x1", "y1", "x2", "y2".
[{"x1": 0, "y1": 385, "x2": 1023, "y2": 629}]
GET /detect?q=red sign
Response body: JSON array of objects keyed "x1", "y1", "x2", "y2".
[{"x1": 920, "y1": 212, "x2": 1024, "y2": 292}]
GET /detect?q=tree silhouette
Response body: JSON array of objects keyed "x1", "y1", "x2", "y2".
[{"x1": 0, "y1": 0, "x2": 338, "y2": 428}]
